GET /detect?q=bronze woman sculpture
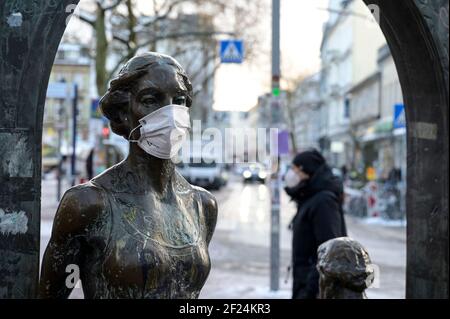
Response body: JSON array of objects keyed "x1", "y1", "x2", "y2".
[
  {"x1": 39, "y1": 53, "x2": 218, "y2": 299},
  {"x1": 317, "y1": 237, "x2": 374, "y2": 299}
]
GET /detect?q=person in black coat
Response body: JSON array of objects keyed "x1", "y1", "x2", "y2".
[{"x1": 284, "y1": 149, "x2": 347, "y2": 299}]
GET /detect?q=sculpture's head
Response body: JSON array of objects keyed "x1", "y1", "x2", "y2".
[
  {"x1": 99, "y1": 52, "x2": 193, "y2": 140},
  {"x1": 317, "y1": 237, "x2": 374, "y2": 299}
]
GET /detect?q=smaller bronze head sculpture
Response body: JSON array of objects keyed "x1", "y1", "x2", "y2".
[{"x1": 317, "y1": 237, "x2": 374, "y2": 299}]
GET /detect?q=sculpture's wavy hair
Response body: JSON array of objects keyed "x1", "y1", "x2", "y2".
[{"x1": 99, "y1": 52, "x2": 193, "y2": 139}]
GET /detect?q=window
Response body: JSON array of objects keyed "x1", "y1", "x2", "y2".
[
  {"x1": 344, "y1": 97, "x2": 351, "y2": 118},
  {"x1": 56, "y1": 51, "x2": 65, "y2": 60}
]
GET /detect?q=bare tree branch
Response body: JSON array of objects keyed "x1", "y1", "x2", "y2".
[
  {"x1": 170, "y1": 46, "x2": 196, "y2": 60},
  {"x1": 75, "y1": 0, "x2": 264, "y2": 99},
  {"x1": 137, "y1": 30, "x2": 235, "y2": 50},
  {"x1": 112, "y1": 33, "x2": 130, "y2": 47},
  {"x1": 77, "y1": 10, "x2": 96, "y2": 27},
  {"x1": 108, "y1": 52, "x2": 135, "y2": 79},
  {"x1": 189, "y1": 50, "x2": 217, "y2": 83},
  {"x1": 98, "y1": 0, "x2": 124, "y2": 11},
  {"x1": 193, "y1": 61, "x2": 220, "y2": 98},
  {"x1": 142, "y1": 0, "x2": 192, "y2": 28}
]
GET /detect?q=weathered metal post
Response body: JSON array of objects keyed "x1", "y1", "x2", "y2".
[
  {"x1": 270, "y1": 0, "x2": 281, "y2": 292},
  {"x1": 71, "y1": 84, "x2": 78, "y2": 186},
  {"x1": 0, "y1": 0, "x2": 79, "y2": 298},
  {"x1": 362, "y1": 0, "x2": 449, "y2": 299},
  {"x1": 57, "y1": 98, "x2": 65, "y2": 202}
]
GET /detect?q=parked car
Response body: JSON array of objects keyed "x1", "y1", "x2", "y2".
[
  {"x1": 177, "y1": 156, "x2": 227, "y2": 190},
  {"x1": 242, "y1": 163, "x2": 268, "y2": 184}
]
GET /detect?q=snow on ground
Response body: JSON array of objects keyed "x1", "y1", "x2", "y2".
[{"x1": 363, "y1": 217, "x2": 407, "y2": 227}]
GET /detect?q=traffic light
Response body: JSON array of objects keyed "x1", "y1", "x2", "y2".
[
  {"x1": 272, "y1": 87, "x2": 280, "y2": 97},
  {"x1": 102, "y1": 126, "x2": 110, "y2": 139}
]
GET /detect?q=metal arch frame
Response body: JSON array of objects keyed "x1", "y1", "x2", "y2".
[
  {"x1": 362, "y1": 0, "x2": 448, "y2": 299},
  {"x1": 0, "y1": 0, "x2": 80, "y2": 298}
]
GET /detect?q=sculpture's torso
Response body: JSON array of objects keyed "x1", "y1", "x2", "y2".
[{"x1": 79, "y1": 168, "x2": 211, "y2": 299}]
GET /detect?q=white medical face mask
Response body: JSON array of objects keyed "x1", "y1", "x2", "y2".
[
  {"x1": 284, "y1": 168, "x2": 301, "y2": 188},
  {"x1": 128, "y1": 104, "x2": 191, "y2": 159}
]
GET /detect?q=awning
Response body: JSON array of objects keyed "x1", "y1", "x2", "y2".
[{"x1": 361, "y1": 120, "x2": 393, "y2": 143}]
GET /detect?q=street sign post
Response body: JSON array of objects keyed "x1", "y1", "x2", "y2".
[
  {"x1": 278, "y1": 130, "x2": 290, "y2": 155},
  {"x1": 270, "y1": 0, "x2": 281, "y2": 292},
  {"x1": 220, "y1": 40, "x2": 244, "y2": 64},
  {"x1": 393, "y1": 103, "x2": 406, "y2": 129},
  {"x1": 71, "y1": 84, "x2": 78, "y2": 187}
]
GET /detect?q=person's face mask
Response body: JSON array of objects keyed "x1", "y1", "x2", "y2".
[
  {"x1": 284, "y1": 168, "x2": 302, "y2": 188},
  {"x1": 128, "y1": 104, "x2": 191, "y2": 159}
]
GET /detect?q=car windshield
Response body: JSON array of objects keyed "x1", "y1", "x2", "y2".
[
  {"x1": 247, "y1": 164, "x2": 265, "y2": 171},
  {"x1": 189, "y1": 159, "x2": 217, "y2": 168}
]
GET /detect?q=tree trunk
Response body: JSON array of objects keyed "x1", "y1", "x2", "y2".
[{"x1": 95, "y1": 6, "x2": 108, "y2": 96}]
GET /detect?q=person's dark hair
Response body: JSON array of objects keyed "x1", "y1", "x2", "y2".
[
  {"x1": 292, "y1": 148, "x2": 326, "y2": 176},
  {"x1": 99, "y1": 52, "x2": 193, "y2": 139}
]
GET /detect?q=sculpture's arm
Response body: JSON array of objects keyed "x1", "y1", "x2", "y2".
[
  {"x1": 197, "y1": 188, "x2": 218, "y2": 245},
  {"x1": 39, "y1": 185, "x2": 104, "y2": 298}
]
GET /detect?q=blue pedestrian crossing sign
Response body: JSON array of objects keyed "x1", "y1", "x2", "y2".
[
  {"x1": 393, "y1": 103, "x2": 406, "y2": 129},
  {"x1": 220, "y1": 40, "x2": 244, "y2": 64}
]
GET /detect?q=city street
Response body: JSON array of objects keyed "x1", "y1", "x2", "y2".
[{"x1": 40, "y1": 173, "x2": 406, "y2": 299}]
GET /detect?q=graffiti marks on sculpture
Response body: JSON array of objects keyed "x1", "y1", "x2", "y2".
[
  {"x1": 0, "y1": 132, "x2": 33, "y2": 178},
  {"x1": 4, "y1": 0, "x2": 62, "y2": 20},
  {"x1": 0, "y1": 208, "x2": 28, "y2": 236}
]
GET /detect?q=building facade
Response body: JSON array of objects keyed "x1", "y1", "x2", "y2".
[
  {"x1": 348, "y1": 72, "x2": 381, "y2": 175},
  {"x1": 43, "y1": 43, "x2": 92, "y2": 161},
  {"x1": 287, "y1": 73, "x2": 322, "y2": 153},
  {"x1": 320, "y1": 0, "x2": 386, "y2": 167},
  {"x1": 377, "y1": 44, "x2": 406, "y2": 182},
  {"x1": 344, "y1": 43, "x2": 406, "y2": 183}
]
